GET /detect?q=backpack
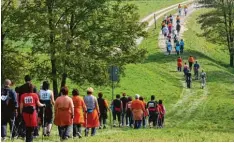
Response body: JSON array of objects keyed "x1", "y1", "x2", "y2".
[{"x1": 1, "y1": 88, "x2": 10, "y2": 110}]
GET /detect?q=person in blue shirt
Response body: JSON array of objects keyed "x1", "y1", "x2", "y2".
[
  {"x1": 167, "y1": 40, "x2": 172, "y2": 55},
  {"x1": 193, "y1": 61, "x2": 200, "y2": 80},
  {"x1": 180, "y1": 39, "x2": 185, "y2": 54},
  {"x1": 175, "y1": 41, "x2": 180, "y2": 55}
]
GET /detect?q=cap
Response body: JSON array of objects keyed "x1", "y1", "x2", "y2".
[
  {"x1": 87, "y1": 87, "x2": 94, "y2": 93},
  {"x1": 135, "y1": 94, "x2": 140, "y2": 99}
]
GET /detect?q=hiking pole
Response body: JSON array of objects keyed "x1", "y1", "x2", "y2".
[
  {"x1": 10, "y1": 115, "x2": 16, "y2": 141},
  {"x1": 42, "y1": 107, "x2": 45, "y2": 142},
  {"x1": 156, "y1": 113, "x2": 159, "y2": 128}
]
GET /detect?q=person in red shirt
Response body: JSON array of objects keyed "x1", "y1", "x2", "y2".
[
  {"x1": 177, "y1": 56, "x2": 183, "y2": 72},
  {"x1": 20, "y1": 83, "x2": 45, "y2": 142},
  {"x1": 157, "y1": 100, "x2": 166, "y2": 128}
]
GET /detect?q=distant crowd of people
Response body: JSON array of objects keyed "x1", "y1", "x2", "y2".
[
  {"x1": 1, "y1": 75, "x2": 166, "y2": 142},
  {"x1": 177, "y1": 56, "x2": 207, "y2": 88}
]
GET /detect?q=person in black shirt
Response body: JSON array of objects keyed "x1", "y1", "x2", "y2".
[
  {"x1": 186, "y1": 70, "x2": 192, "y2": 88},
  {"x1": 147, "y1": 95, "x2": 158, "y2": 128},
  {"x1": 97, "y1": 92, "x2": 109, "y2": 129},
  {"x1": 111, "y1": 94, "x2": 123, "y2": 127},
  {"x1": 1, "y1": 79, "x2": 18, "y2": 141},
  {"x1": 120, "y1": 93, "x2": 128, "y2": 126}
]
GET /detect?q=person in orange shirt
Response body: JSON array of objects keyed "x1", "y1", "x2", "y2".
[
  {"x1": 72, "y1": 89, "x2": 86, "y2": 138},
  {"x1": 188, "y1": 56, "x2": 195, "y2": 71},
  {"x1": 131, "y1": 94, "x2": 145, "y2": 129},
  {"x1": 83, "y1": 87, "x2": 100, "y2": 136},
  {"x1": 177, "y1": 56, "x2": 183, "y2": 72},
  {"x1": 97, "y1": 92, "x2": 109, "y2": 129},
  {"x1": 54, "y1": 86, "x2": 74, "y2": 141}
]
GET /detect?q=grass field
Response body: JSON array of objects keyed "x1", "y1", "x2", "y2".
[
  {"x1": 127, "y1": 0, "x2": 186, "y2": 18},
  {"x1": 7, "y1": 7, "x2": 234, "y2": 142}
]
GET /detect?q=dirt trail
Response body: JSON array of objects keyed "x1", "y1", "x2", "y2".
[{"x1": 156, "y1": 4, "x2": 209, "y2": 125}]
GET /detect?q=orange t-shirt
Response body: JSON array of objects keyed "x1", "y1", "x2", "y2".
[
  {"x1": 72, "y1": 96, "x2": 87, "y2": 124},
  {"x1": 131, "y1": 99, "x2": 145, "y2": 111},
  {"x1": 54, "y1": 95, "x2": 74, "y2": 126},
  {"x1": 177, "y1": 58, "x2": 183, "y2": 67},
  {"x1": 188, "y1": 57, "x2": 195, "y2": 63}
]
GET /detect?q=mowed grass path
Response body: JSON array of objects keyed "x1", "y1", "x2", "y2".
[
  {"x1": 127, "y1": 0, "x2": 186, "y2": 19},
  {"x1": 9, "y1": 7, "x2": 234, "y2": 143}
]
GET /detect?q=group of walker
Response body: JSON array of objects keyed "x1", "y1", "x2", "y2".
[
  {"x1": 177, "y1": 56, "x2": 207, "y2": 89},
  {"x1": 1, "y1": 75, "x2": 166, "y2": 142}
]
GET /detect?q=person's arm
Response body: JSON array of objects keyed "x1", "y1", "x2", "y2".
[
  {"x1": 121, "y1": 101, "x2": 123, "y2": 112},
  {"x1": 82, "y1": 99, "x2": 87, "y2": 112},
  {"x1": 11, "y1": 90, "x2": 18, "y2": 116},
  {"x1": 20, "y1": 103, "x2": 23, "y2": 114},
  {"x1": 95, "y1": 98, "x2": 100, "y2": 114},
  {"x1": 70, "y1": 99, "x2": 74, "y2": 119},
  {"x1": 50, "y1": 91, "x2": 55, "y2": 105},
  {"x1": 37, "y1": 100, "x2": 45, "y2": 107}
]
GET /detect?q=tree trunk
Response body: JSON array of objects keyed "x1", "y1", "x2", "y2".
[
  {"x1": 47, "y1": 0, "x2": 58, "y2": 98},
  {"x1": 230, "y1": 54, "x2": 234, "y2": 67},
  {"x1": 60, "y1": 73, "x2": 67, "y2": 88},
  {"x1": 51, "y1": 59, "x2": 58, "y2": 97}
]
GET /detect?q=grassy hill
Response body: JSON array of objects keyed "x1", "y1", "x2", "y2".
[{"x1": 7, "y1": 4, "x2": 234, "y2": 143}]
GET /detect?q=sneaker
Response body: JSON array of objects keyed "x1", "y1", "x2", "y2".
[
  {"x1": 1, "y1": 137, "x2": 6, "y2": 142},
  {"x1": 77, "y1": 132, "x2": 82, "y2": 138},
  {"x1": 33, "y1": 135, "x2": 39, "y2": 138},
  {"x1": 99, "y1": 126, "x2": 102, "y2": 129},
  {"x1": 103, "y1": 125, "x2": 106, "y2": 129},
  {"x1": 126, "y1": 124, "x2": 129, "y2": 127},
  {"x1": 113, "y1": 124, "x2": 116, "y2": 127}
]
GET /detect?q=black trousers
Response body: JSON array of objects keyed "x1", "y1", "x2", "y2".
[
  {"x1": 113, "y1": 111, "x2": 121, "y2": 123},
  {"x1": 1, "y1": 114, "x2": 14, "y2": 138},
  {"x1": 26, "y1": 127, "x2": 35, "y2": 142}
]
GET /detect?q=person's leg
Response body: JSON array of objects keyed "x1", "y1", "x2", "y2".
[
  {"x1": 1, "y1": 117, "x2": 7, "y2": 139},
  {"x1": 103, "y1": 117, "x2": 107, "y2": 128},
  {"x1": 73, "y1": 124, "x2": 77, "y2": 137},
  {"x1": 77, "y1": 124, "x2": 82, "y2": 137},
  {"x1": 142, "y1": 117, "x2": 146, "y2": 127},
  {"x1": 25, "y1": 127, "x2": 34, "y2": 142},
  {"x1": 134, "y1": 120, "x2": 137, "y2": 129},
  {"x1": 64, "y1": 125, "x2": 71, "y2": 139},
  {"x1": 117, "y1": 112, "x2": 121, "y2": 127},
  {"x1": 91, "y1": 128, "x2": 96, "y2": 136},
  {"x1": 113, "y1": 111, "x2": 117, "y2": 126},
  {"x1": 85, "y1": 128, "x2": 89, "y2": 136},
  {"x1": 121, "y1": 112, "x2": 124, "y2": 126},
  {"x1": 99, "y1": 114, "x2": 102, "y2": 128},
  {"x1": 46, "y1": 108, "x2": 53, "y2": 136}
]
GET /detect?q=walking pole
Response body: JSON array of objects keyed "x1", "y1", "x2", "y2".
[
  {"x1": 10, "y1": 115, "x2": 16, "y2": 141},
  {"x1": 42, "y1": 107, "x2": 45, "y2": 142},
  {"x1": 72, "y1": 118, "x2": 74, "y2": 141}
]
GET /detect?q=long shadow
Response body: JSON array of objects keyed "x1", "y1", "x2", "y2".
[{"x1": 144, "y1": 49, "x2": 230, "y2": 68}]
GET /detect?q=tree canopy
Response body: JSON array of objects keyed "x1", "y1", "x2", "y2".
[{"x1": 1, "y1": 0, "x2": 148, "y2": 96}]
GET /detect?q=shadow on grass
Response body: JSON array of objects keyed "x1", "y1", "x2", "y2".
[{"x1": 144, "y1": 49, "x2": 230, "y2": 69}]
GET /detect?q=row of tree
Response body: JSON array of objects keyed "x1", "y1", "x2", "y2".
[
  {"x1": 197, "y1": 0, "x2": 234, "y2": 66},
  {"x1": 1, "y1": 0, "x2": 148, "y2": 97}
]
